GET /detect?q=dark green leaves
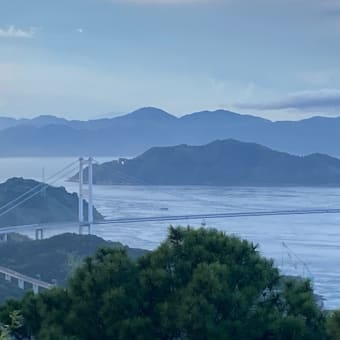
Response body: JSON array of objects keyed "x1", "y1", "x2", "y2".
[{"x1": 0, "y1": 227, "x2": 330, "y2": 339}]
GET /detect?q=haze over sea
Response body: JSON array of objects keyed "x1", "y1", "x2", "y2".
[{"x1": 1, "y1": 157, "x2": 340, "y2": 309}]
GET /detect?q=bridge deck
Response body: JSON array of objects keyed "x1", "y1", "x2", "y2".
[
  {"x1": 0, "y1": 266, "x2": 54, "y2": 289},
  {"x1": 0, "y1": 208, "x2": 340, "y2": 233},
  {"x1": 97, "y1": 208, "x2": 340, "y2": 225}
]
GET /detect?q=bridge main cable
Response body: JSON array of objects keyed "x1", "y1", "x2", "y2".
[
  {"x1": 0, "y1": 161, "x2": 79, "y2": 219},
  {"x1": 0, "y1": 208, "x2": 339, "y2": 235},
  {"x1": 0, "y1": 160, "x2": 78, "y2": 213}
]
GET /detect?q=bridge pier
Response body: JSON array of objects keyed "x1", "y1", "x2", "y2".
[
  {"x1": 33, "y1": 284, "x2": 39, "y2": 294},
  {"x1": 79, "y1": 224, "x2": 91, "y2": 235},
  {"x1": 35, "y1": 228, "x2": 44, "y2": 240},
  {"x1": 18, "y1": 279, "x2": 24, "y2": 289},
  {"x1": 0, "y1": 233, "x2": 8, "y2": 242},
  {"x1": 5, "y1": 274, "x2": 11, "y2": 282}
]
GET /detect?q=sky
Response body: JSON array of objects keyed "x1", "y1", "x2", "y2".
[{"x1": 0, "y1": 0, "x2": 340, "y2": 120}]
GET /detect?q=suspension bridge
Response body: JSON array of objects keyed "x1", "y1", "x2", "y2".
[
  {"x1": 0, "y1": 157, "x2": 339, "y2": 293},
  {"x1": 0, "y1": 156, "x2": 340, "y2": 238}
]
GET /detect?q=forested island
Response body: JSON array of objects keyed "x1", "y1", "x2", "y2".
[
  {"x1": 73, "y1": 139, "x2": 340, "y2": 186},
  {"x1": 0, "y1": 178, "x2": 103, "y2": 228}
]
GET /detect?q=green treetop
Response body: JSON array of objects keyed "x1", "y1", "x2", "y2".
[{"x1": 0, "y1": 227, "x2": 330, "y2": 339}]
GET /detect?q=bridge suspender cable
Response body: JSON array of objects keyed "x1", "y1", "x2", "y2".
[
  {"x1": 0, "y1": 161, "x2": 79, "y2": 219},
  {"x1": 0, "y1": 165, "x2": 79, "y2": 219},
  {"x1": 0, "y1": 160, "x2": 78, "y2": 213},
  {"x1": 1, "y1": 156, "x2": 340, "y2": 231}
]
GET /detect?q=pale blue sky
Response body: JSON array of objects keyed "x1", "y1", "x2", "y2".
[{"x1": 1, "y1": 0, "x2": 340, "y2": 120}]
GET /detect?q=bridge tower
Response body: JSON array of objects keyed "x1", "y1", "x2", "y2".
[{"x1": 78, "y1": 157, "x2": 94, "y2": 234}]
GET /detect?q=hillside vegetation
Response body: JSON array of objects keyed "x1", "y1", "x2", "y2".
[
  {"x1": 0, "y1": 233, "x2": 146, "y2": 303},
  {"x1": 0, "y1": 178, "x2": 103, "y2": 227},
  {"x1": 0, "y1": 227, "x2": 334, "y2": 339},
  {"x1": 75, "y1": 139, "x2": 340, "y2": 186}
]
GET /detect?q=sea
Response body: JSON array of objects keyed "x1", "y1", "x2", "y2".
[{"x1": 0, "y1": 157, "x2": 340, "y2": 309}]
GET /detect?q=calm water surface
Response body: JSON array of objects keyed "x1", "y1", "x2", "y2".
[{"x1": 1, "y1": 157, "x2": 340, "y2": 309}]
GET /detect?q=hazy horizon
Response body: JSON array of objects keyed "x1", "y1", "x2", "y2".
[
  {"x1": 1, "y1": 106, "x2": 340, "y2": 123},
  {"x1": 1, "y1": 0, "x2": 340, "y2": 121}
]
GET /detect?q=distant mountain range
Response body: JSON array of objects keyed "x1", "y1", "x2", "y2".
[
  {"x1": 0, "y1": 115, "x2": 70, "y2": 130},
  {"x1": 71, "y1": 139, "x2": 340, "y2": 186},
  {"x1": 1, "y1": 107, "x2": 340, "y2": 157}
]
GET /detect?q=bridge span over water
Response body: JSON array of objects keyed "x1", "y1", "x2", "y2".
[
  {"x1": 1, "y1": 208, "x2": 340, "y2": 241},
  {"x1": 1, "y1": 156, "x2": 340, "y2": 240}
]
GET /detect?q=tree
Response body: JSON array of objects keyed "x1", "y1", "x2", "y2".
[
  {"x1": 0, "y1": 310, "x2": 23, "y2": 340},
  {"x1": 326, "y1": 310, "x2": 340, "y2": 339},
  {"x1": 0, "y1": 227, "x2": 329, "y2": 339}
]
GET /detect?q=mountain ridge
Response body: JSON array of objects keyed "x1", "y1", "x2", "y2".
[{"x1": 1, "y1": 107, "x2": 340, "y2": 157}]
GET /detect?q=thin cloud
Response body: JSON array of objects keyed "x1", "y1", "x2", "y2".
[
  {"x1": 107, "y1": 0, "x2": 217, "y2": 5},
  {"x1": 237, "y1": 89, "x2": 340, "y2": 111},
  {"x1": 106, "y1": 0, "x2": 338, "y2": 6},
  {"x1": 0, "y1": 26, "x2": 36, "y2": 39}
]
